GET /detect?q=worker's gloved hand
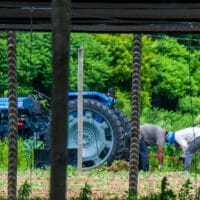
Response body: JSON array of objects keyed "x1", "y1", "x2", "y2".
[{"x1": 158, "y1": 164, "x2": 163, "y2": 171}]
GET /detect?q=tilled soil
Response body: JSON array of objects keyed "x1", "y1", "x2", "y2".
[{"x1": 0, "y1": 169, "x2": 199, "y2": 199}]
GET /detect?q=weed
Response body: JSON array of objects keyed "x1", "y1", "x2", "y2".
[
  {"x1": 127, "y1": 189, "x2": 137, "y2": 200},
  {"x1": 18, "y1": 179, "x2": 32, "y2": 200},
  {"x1": 79, "y1": 182, "x2": 92, "y2": 200},
  {"x1": 159, "y1": 176, "x2": 176, "y2": 200},
  {"x1": 70, "y1": 182, "x2": 92, "y2": 200},
  {"x1": 177, "y1": 179, "x2": 193, "y2": 200},
  {"x1": 67, "y1": 165, "x2": 78, "y2": 176}
]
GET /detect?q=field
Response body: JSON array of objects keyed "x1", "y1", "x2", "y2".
[{"x1": 0, "y1": 166, "x2": 200, "y2": 199}]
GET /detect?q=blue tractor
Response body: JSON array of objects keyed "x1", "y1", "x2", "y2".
[{"x1": 0, "y1": 89, "x2": 130, "y2": 169}]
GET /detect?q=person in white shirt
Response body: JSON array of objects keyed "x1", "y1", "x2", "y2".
[{"x1": 166, "y1": 127, "x2": 200, "y2": 171}]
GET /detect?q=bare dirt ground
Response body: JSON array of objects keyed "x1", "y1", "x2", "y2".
[{"x1": 0, "y1": 169, "x2": 200, "y2": 199}]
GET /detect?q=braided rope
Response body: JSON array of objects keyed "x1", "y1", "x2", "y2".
[
  {"x1": 7, "y1": 31, "x2": 18, "y2": 200},
  {"x1": 129, "y1": 34, "x2": 142, "y2": 194}
]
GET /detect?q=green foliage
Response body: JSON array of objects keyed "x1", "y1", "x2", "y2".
[
  {"x1": 149, "y1": 35, "x2": 200, "y2": 111},
  {"x1": 178, "y1": 96, "x2": 200, "y2": 115},
  {"x1": 190, "y1": 152, "x2": 200, "y2": 173},
  {"x1": 70, "y1": 33, "x2": 113, "y2": 92},
  {"x1": 93, "y1": 34, "x2": 133, "y2": 92},
  {"x1": 177, "y1": 179, "x2": 194, "y2": 200},
  {"x1": 67, "y1": 165, "x2": 78, "y2": 176},
  {"x1": 1, "y1": 32, "x2": 200, "y2": 127},
  {"x1": 0, "y1": 32, "x2": 8, "y2": 96},
  {"x1": 148, "y1": 144, "x2": 183, "y2": 172},
  {"x1": 141, "y1": 35, "x2": 159, "y2": 109},
  {"x1": 0, "y1": 32, "x2": 52, "y2": 96},
  {"x1": 127, "y1": 190, "x2": 137, "y2": 200},
  {"x1": 16, "y1": 32, "x2": 52, "y2": 96},
  {"x1": 0, "y1": 139, "x2": 34, "y2": 169},
  {"x1": 1, "y1": 32, "x2": 200, "y2": 114},
  {"x1": 18, "y1": 180, "x2": 32, "y2": 200},
  {"x1": 18, "y1": 139, "x2": 33, "y2": 170},
  {"x1": 115, "y1": 90, "x2": 131, "y2": 118},
  {"x1": 159, "y1": 176, "x2": 176, "y2": 200},
  {"x1": 0, "y1": 139, "x2": 8, "y2": 168},
  {"x1": 78, "y1": 182, "x2": 92, "y2": 200},
  {"x1": 140, "y1": 107, "x2": 194, "y2": 131}
]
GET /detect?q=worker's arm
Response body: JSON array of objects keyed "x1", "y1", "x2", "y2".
[{"x1": 155, "y1": 146, "x2": 164, "y2": 166}]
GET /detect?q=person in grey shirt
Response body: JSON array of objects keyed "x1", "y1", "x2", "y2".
[{"x1": 139, "y1": 124, "x2": 167, "y2": 171}]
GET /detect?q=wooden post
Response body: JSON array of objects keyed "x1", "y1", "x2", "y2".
[
  {"x1": 50, "y1": 0, "x2": 71, "y2": 199},
  {"x1": 77, "y1": 46, "x2": 84, "y2": 170}
]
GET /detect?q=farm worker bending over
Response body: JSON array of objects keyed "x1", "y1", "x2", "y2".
[
  {"x1": 166, "y1": 127, "x2": 200, "y2": 171},
  {"x1": 139, "y1": 124, "x2": 167, "y2": 171}
]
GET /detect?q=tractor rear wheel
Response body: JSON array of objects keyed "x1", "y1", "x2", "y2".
[{"x1": 44, "y1": 99, "x2": 123, "y2": 170}]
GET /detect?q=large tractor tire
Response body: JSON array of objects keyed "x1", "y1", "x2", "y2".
[
  {"x1": 113, "y1": 108, "x2": 130, "y2": 161},
  {"x1": 44, "y1": 98, "x2": 124, "y2": 170}
]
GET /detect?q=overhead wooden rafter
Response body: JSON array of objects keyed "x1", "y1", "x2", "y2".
[{"x1": 0, "y1": 1, "x2": 200, "y2": 32}]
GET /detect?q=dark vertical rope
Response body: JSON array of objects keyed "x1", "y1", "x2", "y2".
[
  {"x1": 188, "y1": 27, "x2": 194, "y2": 128},
  {"x1": 29, "y1": 6, "x2": 33, "y2": 191},
  {"x1": 187, "y1": 23, "x2": 198, "y2": 191},
  {"x1": 129, "y1": 34, "x2": 142, "y2": 194},
  {"x1": 7, "y1": 31, "x2": 18, "y2": 200}
]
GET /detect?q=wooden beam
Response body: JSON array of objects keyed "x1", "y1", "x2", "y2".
[
  {"x1": 0, "y1": 2, "x2": 200, "y2": 32},
  {"x1": 0, "y1": 22, "x2": 199, "y2": 33},
  {"x1": 71, "y1": 22, "x2": 200, "y2": 33}
]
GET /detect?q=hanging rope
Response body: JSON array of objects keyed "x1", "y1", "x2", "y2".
[
  {"x1": 7, "y1": 31, "x2": 18, "y2": 200},
  {"x1": 29, "y1": 6, "x2": 34, "y2": 190},
  {"x1": 129, "y1": 34, "x2": 142, "y2": 194},
  {"x1": 188, "y1": 24, "x2": 195, "y2": 128},
  {"x1": 187, "y1": 23, "x2": 199, "y2": 191}
]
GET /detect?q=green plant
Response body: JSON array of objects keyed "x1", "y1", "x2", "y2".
[
  {"x1": 0, "y1": 139, "x2": 8, "y2": 168},
  {"x1": 17, "y1": 139, "x2": 33, "y2": 170},
  {"x1": 70, "y1": 182, "x2": 92, "y2": 200},
  {"x1": 127, "y1": 189, "x2": 137, "y2": 200},
  {"x1": 79, "y1": 182, "x2": 92, "y2": 200},
  {"x1": 159, "y1": 176, "x2": 176, "y2": 200},
  {"x1": 67, "y1": 165, "x2": 78, "y2": 176},
  {"x1": 0, "y1": 138, "x2": 44, "y2": 170},
  {"x1": 177, "y1": 179, "x2": 193, "y2": 200},
  {"x1": 190, "y1": 152, "x2": 200, "y2": 174},
  {"x1": 18, "y1": 179, "x2": 32, "y2": 200}
]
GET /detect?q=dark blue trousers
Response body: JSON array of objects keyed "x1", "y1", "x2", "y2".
[{"x1": 139, "y1": 138, "x2": 149, "y2": 171}]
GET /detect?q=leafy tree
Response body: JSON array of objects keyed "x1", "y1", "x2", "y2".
[
  {"x1": 0, "y1": 32, "x2": 52, "y2": 96},
  {"x1": 16, "y1": 32, "x2": 52, "y2": 96},
  {"x1": 93, "y1": 34, "x2": 133, "y2": 92},
  {"x1": 0, "y1": 32, "x2": 8, "y2": 96},
  {"x1": 150, "y1": 35, "x2": 200, "y2": 110},
  {"x1": 141, "y1": 35, "x2": 159, "y2": 109},
  {"x1": 69, "y1": 33, "x2": 112, "y2": 92}
]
